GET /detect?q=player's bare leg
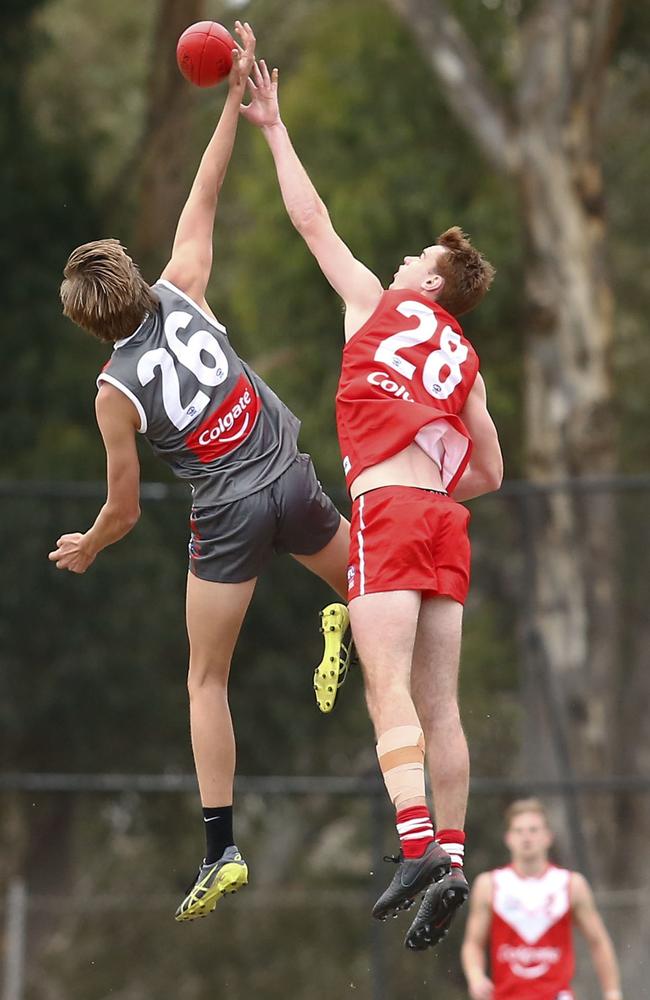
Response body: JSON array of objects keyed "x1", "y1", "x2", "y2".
[
  {"x1": 186, "y1": 573, "x2": 256, "y2": 804},
  {"x1": 350, "y1": 590, "x2": 421, "y2": 732},
  {"x1": 175, "y1": 573, "x2": 256, "y2": 921},
  {"x1": 412, "y1": 597, "x2": 468, "y2": 829},
  {"x1": 291, "y1": 516, "x2": 350, "y2": 598},
  {"x1": 349, "y1": 591, "x2": 451, "y2": 919},
  {"x1": 293, "y1": 518, "x2": 354, "y2": 711},
  {"x1": 405, "y1": 596, "x2": 469, "y2": 950}
]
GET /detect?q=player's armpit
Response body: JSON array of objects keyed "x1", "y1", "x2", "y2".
[{"x1": 160, "y1": 244, "x2": 213, "y2": 307}]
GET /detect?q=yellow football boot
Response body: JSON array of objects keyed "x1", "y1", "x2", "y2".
[
  {"x1": 314, "y1": 602, "x2": 353, "y2": 713},
  {"x1": 174, "y1": 846, "x2": 248, "y2": 922}
]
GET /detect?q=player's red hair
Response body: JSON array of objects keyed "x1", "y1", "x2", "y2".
[
  {"x1": 435, "y1": 227, "x2": 495, "y2": 317},
  {"x1": 60, "y1": 239, "x2": 158, "y2": 343}
]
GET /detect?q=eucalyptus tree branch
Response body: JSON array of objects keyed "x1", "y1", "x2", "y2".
[
  {"x1": 386, "y1": 0, "x2": 520, "y2": 175},
  {"x1": 567, "y1": 0, "x2": 625, "y2": 116}
]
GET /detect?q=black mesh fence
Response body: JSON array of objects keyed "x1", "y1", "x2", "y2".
[{"x1": 1, "y1": 477, "x2": 648, "y2": 999}]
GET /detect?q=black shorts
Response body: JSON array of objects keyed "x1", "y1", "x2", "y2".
[{"x1": 188, "y1": 453, "x2": 342, "y2": 583}]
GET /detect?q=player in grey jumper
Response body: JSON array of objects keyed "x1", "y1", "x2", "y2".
[{"x1": 49, "y1": 23, "x2": 350, "y2": 921}]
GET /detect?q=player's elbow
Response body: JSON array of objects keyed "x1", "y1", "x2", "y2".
[
  {"x1": 487, "y1": 459, "x2": 504, "y2": 493},
  {"x1": 473, "y1": 459, "x2": 502, "y2": 495},
  {"x1": 108, "y1": 502, "x2": 141, "y2": 534},
  {"x1": 587, "y1": 929, "x2": 612, "y2": 954},
  {"x1": 481, "y1": 446, "x2": 504, "y2": 493},
  {"x1": 124, "y1": 499, "x2": 142, "y2": 528},
  {"x1": 290, "y1": 198, "x2": 329, "y2": 237},
  {"x1": 125, "y1": 505, "x2": 141, "y2": 531}
]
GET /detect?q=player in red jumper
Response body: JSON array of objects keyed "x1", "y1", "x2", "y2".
[
  {"x1": 242, "y1": 62, "x2": 503, "y2": 949},
  {"x1": 462, "y1": 799, "x2": 622, "y2": 1000}
]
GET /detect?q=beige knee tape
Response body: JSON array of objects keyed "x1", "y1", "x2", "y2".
[{"x1": 377, "y1": 726, "x2": 426, "y2": 808}]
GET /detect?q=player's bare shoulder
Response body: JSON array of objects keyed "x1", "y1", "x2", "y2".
[
  {"x1": 569, "y1": 870, "x2": 593, "y2": 908},
  {"x1": 95, "y1": 381, "x2": 141, "y2": 431},
  {"x1": 470, "y1": 870, "x2": 494, "y2": 906},
  {"x1": 343, "y1": 282, "x2": 384, "y2": 342}
]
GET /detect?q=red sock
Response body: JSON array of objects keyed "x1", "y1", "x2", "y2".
[
  {"x1": 436, "y1": 828, "x2": 465, "y2": 869},
  {"x1": 396, "y1": 805, "x2": 434, "y2": 859}
]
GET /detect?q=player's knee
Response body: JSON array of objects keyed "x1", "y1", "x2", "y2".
[
  {"x1": 187, "y1": 658, "x2": 230, "y2": 696},
  {"x1": 364, "y1": 673, "x2": 409, "y2": 717},
  {"x1": 424, "y1": 691, "x2": 461, "y2": 723}
]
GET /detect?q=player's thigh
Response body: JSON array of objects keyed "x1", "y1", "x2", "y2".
[
  {"x1": 349, "y1": 590, "x2": 421, "y2": 693},
  {"x1": 411, "y1": 596, "x2": 464, "y2": 707},
  {"x1": 272, "y1": 453, "x2": 346, "y2": 592},
  {"x1": 291, "y1": 516, "x2": 350, "y2": 598},
  {"x1": 185, "y1": 572, "x2": 257, "y2": 681}
]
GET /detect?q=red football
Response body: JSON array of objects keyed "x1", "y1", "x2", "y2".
[{"x1": 176, "y1": 21, "x2": 235, "y2": 87}]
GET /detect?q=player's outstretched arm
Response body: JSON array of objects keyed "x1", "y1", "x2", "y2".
[
  {"x1": 48, "y1": 386, "x2": 141, "y2": 574},
  {"x1": 461, "y1": 872, "x2": 495, "y2": 1000},
  {"x1": 571, "y1": 873, "x2": 623, "y2": 1000},
  {"x1": 452, "y1": 374, "x2": 503, "y2": 502},
  {"x1": 161, "y1": 21, "x2": 256, "y2": 307},
  {"x1": 241, "y1": 61, "x2": 383, "y2": 338}
]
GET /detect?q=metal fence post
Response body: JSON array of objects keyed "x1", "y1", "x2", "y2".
[
  {"x1": 3, "y1": 878, "x2": 27, "y2": 1000},
  {"x1": 369, "y1": 790, "x2": 387, "y2": 1000}
]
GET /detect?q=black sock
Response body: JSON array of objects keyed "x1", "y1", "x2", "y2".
[{"x1": 203, "y1": 805, "x2": 234, "y2": 864}]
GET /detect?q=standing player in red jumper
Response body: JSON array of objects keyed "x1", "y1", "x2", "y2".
[
  {"x1": 462, "y1": 799, "x2": 622, "y2": 1000},
  {"x1": 242, "y1": 62, "x2": 503, "y2": 950}
]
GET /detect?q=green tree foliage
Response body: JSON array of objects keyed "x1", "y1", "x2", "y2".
[
  {"x1": 0, "y1": 0, "x2": 644, "y2": 790},
  {"x1": 0, "y1": 1, "x2": 105, "y2": 478},
  {"x1": 219, "y1": 0, "x2": 522, "y2": 481},
  {"x1": 1, "y1": 3, "x2": 647, "y2": 996},
  {"x1": 605, "y1": 4, "x2": 650, "y2": 471},
  {"x1": 0, "y1": 0, "x2": 518, "y2": 777}
]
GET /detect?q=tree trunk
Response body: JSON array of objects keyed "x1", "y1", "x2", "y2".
[
  {"x1": 387, "y1": 0, "x2": 641, "y2": 987},
  {"x1": 133, "y1": 0, "x2": 207, "y2": 276},
  {"x1": 513, "y1": 1, "x2": 620, "y2": 880},
  {"x1": 388, "y1": 0, "x2": 627, "y2": 886}
]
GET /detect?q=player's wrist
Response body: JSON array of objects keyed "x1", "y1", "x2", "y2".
[
  {"x1": 604, "y1": 990, "x2": 622, "y2": 1000},
  {"x1": 261, "y1": 118, "x2": 284, "y2": 136},
  {"x1": 80, "y1": 530, "x2": 99, "y2": 559},
  {"x1": 228, "y1": 69, "x2": 249, "y2": 91}
]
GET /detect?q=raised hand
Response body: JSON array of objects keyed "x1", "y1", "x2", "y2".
[
  {"x1": 240, "y1": 60, "x2": 281, "y2": 129},
  {"x1": 229, "y1": 20, "x2": 256, "y2": 90}
]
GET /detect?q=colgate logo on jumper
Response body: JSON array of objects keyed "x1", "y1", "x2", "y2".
[
  {"x1": 497, "y1": 943, "x2": 561, "y2": 979},
  {"x1": 368, "y1": 371, "x2": 414, "y2": 401},
  {"x1": 185, "y1": 374, "x2": 260, "y2": 463}
]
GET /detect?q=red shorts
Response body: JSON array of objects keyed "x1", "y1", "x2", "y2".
[{"x1": 347, "y1": 486, "x2": 471, "y2": 604}]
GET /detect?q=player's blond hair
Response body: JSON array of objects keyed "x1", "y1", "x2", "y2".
[
  {"x1": 60, "y1": 239, "x2": 158, "y2": 343},
  {"x1": 435, "y1": 227, "x2": 495, "y2": 317},
  {"x1": 505, "y1": 798, "x2": 550, "y2": 830}
]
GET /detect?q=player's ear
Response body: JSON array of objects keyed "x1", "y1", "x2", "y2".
[{"x1": 422, "y1": 272, "x2": 444, "y2": 296}]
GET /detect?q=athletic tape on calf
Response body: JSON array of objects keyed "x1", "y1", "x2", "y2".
[
  {"x1": 376, "y1": 725, "x2": 425, "y2": 759},
  {"x1": 382, "y1": 763, "x2": 426, "y2": 809},
  {"x1": 376, "y1": 727, "x2": 426, "y2": 808}
]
